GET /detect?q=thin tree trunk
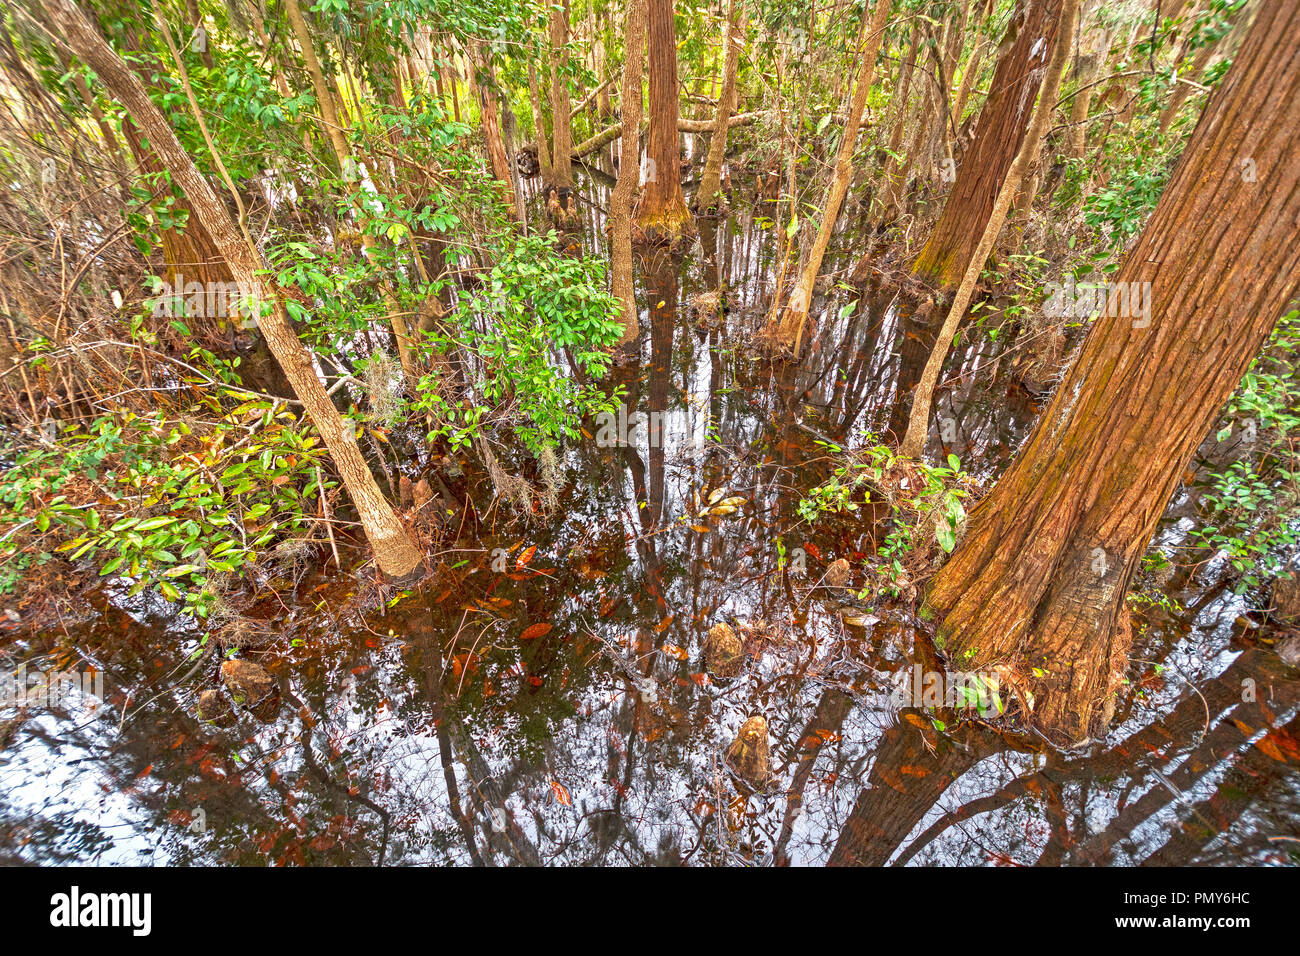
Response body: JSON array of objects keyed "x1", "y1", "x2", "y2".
[
  {"x1": 766, "y1": 0, "x2": 893, "y2": 354},
  {"x1": 283, "y1": 0, "x2": 423, "y2": 386},
  {"x1": 469, "y1": 42, "x2": 520, "y2": 218},
  {"x1": 528, "y1": 61, "x2": 553, "y2": 180},
  {"x1": 1065, "y1": 52, "x2": 1101, "y2": 158},
  {"x1": 950, "y1": 35, "x2": 986, "y2": 135},
  {"x1": 1157, "y1": 39, "x2": 1216, "y2": 134},
  {"x1": 695, "y1": 0, "x2": 745, "y2": 211},
  {"x1": 900, "y1": 0, "x2": 1078, "y2": 460},
  {"x1": 925, "y1": 0, "x2": 1300, "y2": 743},
  {"x1": 48, "y1": 0, "x2": 423, "y2": 579},
  {"x1": 1063, "y1": 0, "x2": 1109, "y2": 160},
  {"x1": 610, "y1": 0, "x2": 648, "y2": 348},
  {"x1": 549, "y1": 0, "x2": 574, "y2": 188},
  {"x1": 873, "y1": 26, "x2": 920, "y2": 225}
]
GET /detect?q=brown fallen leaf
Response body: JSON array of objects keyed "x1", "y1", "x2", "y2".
[{"x1": 520, "y1": 622, "x2": 553, "y2": 641}]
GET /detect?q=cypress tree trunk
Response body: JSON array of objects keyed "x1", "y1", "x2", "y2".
[
  {"x1": 910, "y1": 0, "x2": 1064, "y2": 290},
  {"x1": 549, "y1": 0, "x2": 574, "y2": 188},
  {"x1": 635, "y1": 0, "x2": 694, "y2": 245},
  {"x1": 766, "y1": 0, "x2": 893, "y2": 354},
  {"x1": 469, "y1": 43, "x2": 520, "y2": 219},
  {"x1": 610, "y1": 0, "x2": 648, "y2": 348},
  {"x1": 528, "y1": 61, "x2": 553, "y2": 181},
  {"x1": 924, "y1": 0, "x2": 1300, "y2": 743},
  {"x1": 283, "y1": 0, "x2": 424, "y2": 383},
  {"x1": 873, "y1": 26, "x2": 920, "y2": 226},
  {"x1": 900, "y1": 0, "x2": 1077, "y2": 460}
]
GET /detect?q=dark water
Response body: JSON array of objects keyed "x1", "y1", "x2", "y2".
[{"x1": 1, "y1": 154, "x2": 1297, "y2": 866}]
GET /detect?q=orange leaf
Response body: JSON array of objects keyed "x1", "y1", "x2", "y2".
[
  {"x1": 659, "y1": 643, "x2": 687, "y2": 660},
  {"x1": 551, "y1": 781, "x2": 572, "y2": 806},
  {"x1": 654, "y1": 615, "x2": 674, "y2": 634},
  {"x1": 521, "y1": 622, "x2": 553, "y2": 641},
  {"x1": 1254, "y1": 734, "x2": 1287, "y2": 762},
  {"x1": 516, "y1": 545, "x2": 537, "y2": 569}
]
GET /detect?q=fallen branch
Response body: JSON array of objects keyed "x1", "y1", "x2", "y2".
[{"x1": 571, "y1": 111, "x2": 769, "y2": 159}]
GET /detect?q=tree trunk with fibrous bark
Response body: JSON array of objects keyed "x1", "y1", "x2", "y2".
[
  {"x1": 924, "y1": 0, "x2": 1300, "y2": 744},
  {"x1": 610, "y1": 0, "x2": 647, "y2": 348},
  {"x1": 635, "y1": 0, "x2": 694, "y2": 245},
  {"x1": 911, "y1": 0, "x2": 1064, "y2": 290}
]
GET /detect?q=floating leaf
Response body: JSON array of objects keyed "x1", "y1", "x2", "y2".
[{"x1": 520, "y1": 622, "x2": 553, "y2": 641}]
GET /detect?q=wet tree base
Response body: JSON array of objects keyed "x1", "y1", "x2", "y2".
[
  {"x1": 634, "y1": 203, "x2": 696, "y2": 250},
  {"x1": 928, "y1": 594, "x2": 1131, "y2": 746}
]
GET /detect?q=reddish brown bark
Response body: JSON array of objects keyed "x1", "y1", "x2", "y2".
[
  {"x1": 635, "y1": 0, "x2": 693, "y2": 244},
  {"x1": 610, "y1": 0, "x2": 647, "y2": 347},
  {"x1": 924, "y1": 0, "x2": 1300, "y2": 743},
  {"x1": 469, "y1": 43, "x2": 519, "y2": 219},
  {"x1": 911, "y1": 0, "x2": 1063, "y2": 290},
  {"x1": 900, "y1": 0, "x2": 1077, "y2": 458},
  {"x1": 549, "y1": 0, "x2": 574, "y2": 188}
]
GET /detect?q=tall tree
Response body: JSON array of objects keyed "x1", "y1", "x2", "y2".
[
  {"x1": 910, "y1": 0, "x2": 1064, "y2": 290},
  {"x1": 282, "y1": 0, "x2": 426, "y2": 384},
  {"x1": 694, "y1": 0, "x2": 745, "y2": 212},
  {"x1": 609, "y1": 0, "x2": 648, "y2": 348},
  {"x1": 527, "y1": 61, "x2": 553, "y2": 182},
  {"x1": 924, "y1": 0, "x2": 1300, "y2": 743},
  {"x1": 873, "y1": 25, "x2": 921, "y2": 225},
  {"x1": 548, "y1": 0, "x2": 574, "y2": 188},
  {"x1": 635, "y1": 0, "x2": 693, "y2": 243},
  {"x1": 46, "y1": 0, "x2": 424, "y2": 580},
  {"x1": 900, "y1": 0, "x2": 1077, "y2": 459},
  {"x1": 1064, "y1": 0, "x2": 1108, "y2": 159},
  {"x1": 469, "y1": 42, "x2": 520, "y2": 219},
  {"x1": 765, "y1": 0, "x2": 893, "y2": 354}
]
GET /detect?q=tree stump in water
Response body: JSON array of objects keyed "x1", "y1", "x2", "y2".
[
  {"x1": 824, "y1": 557, "x2": 851, "y2": 589},
  {"x1": 703, "y1": 622, "x2": 743, "y2": 678},
  {"x1": 725, "y1": 715, "x2": 771, "y2": 785},
  {"x1": 195, "y1": 689, "x2": 233, "y2": 725},
  {"x1": 220, "y1": 659, "x2": 275, "y2": 706}
]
